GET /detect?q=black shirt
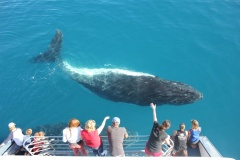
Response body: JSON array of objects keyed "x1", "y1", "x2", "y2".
[{"x1": 146, "y1": 121, "x2": 168, "y2": 153}]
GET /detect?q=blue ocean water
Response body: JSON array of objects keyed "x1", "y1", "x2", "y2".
[{"x1": 0, "y1": 0, "x2": 239, "y2": 159}]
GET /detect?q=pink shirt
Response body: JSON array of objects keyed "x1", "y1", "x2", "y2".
[{"x1": 81, "y1": 130, "x2": 102, "y2": 148}]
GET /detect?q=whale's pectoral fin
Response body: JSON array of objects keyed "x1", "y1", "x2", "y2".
[{"x1": 30, "y1": 29, "x2": 63, "y2": 63}]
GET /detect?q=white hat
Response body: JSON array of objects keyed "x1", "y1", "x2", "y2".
[
  {"x1": 8, "y1": 122, "x2": 16, "y2": 128},
  {"x1": 112, "y1": 117, "x2": 120, "y2": 123}
]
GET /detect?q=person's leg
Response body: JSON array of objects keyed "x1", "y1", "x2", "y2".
[
  {"x1": 92, "y1": 148, "x2": 99, "y2": 156},
  {"x1": 98, "y1": 143, "x2": 107, "y2": 156},
  {"x1": 98, "y1": 143, "x2": 103, "y2": 154},
  {"x1": 190, "y1": 139, "x2": 199, "y2": 148},
  {"x1": 79, "y1": 141, "x2": 87, "y2": 156},
  {"x1": 190, "y1": 143, "x2": 197, "y2": 148},
  {"x1": 183, "y1": 149, "x2": 188, "y2": 156},
  {"x1": 72, "y1": 148, "x2": 79, "y2": 156},
  {"x1": 5, "y1": 143, "x2": 22, "y2": 155},
  {"x1": 69, "y1": 144, "x2": 79, "y2": 156}
]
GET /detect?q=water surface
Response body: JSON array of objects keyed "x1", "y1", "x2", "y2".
[{"x1": 0, "y1": 1, "x2": 239, "y2": 159}]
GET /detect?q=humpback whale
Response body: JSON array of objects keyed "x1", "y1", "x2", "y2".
[{"x1": 32, "y1": 30, "x2": 203, "y2": 106}]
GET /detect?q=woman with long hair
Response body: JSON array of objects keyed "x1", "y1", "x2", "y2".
[
  {"x1": 62, "y1": 118, "x2": 87, "y2": 156},
  {"x1": 188, "y1": 119, "x2": 201, "y2": 148},
  {"x1": 144, "y1": 103, "x2": 171, "y2": 157}
]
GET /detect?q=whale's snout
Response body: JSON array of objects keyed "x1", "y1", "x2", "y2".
[
  {"x1": 188, "y1": 89, "x2": 203, "y2": 104},
  {"x1": 199, "y1": 92, "x2": 204, "y2": 100},
  {"x1": 167, "y1": 81, "x2": 203, "y2": 105}
]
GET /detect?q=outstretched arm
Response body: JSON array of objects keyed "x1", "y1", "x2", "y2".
[
  {"x1": 150, "y1": 103, "x2": 157, "y2": 122},
  {"x1": 97, "y1": 116, "x2": 110, "y2": 135},
  {"x1": 124, "y1": 133, "x2": 129, "y2": 138},
  {"x1": 0, "y1": 133, "x2": 13, "y2": 148},
  {"x1": 164, "y1": 135, "x2": 171, "y2": 146},
  {"x1": 124, "y1": 128, "x2": 128, "y2": 138}
]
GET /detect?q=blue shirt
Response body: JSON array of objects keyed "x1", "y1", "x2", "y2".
[{"x1": 189, "y1": 127, "x2": 201, "y2": 143}]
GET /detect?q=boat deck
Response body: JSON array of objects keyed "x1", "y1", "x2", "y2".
[
  {"x1": 20, "y1": 135, "x2": 173, "y2": 156},
  {"x1": 0, "y1": 135, "x2": 224, "y2": 158}
]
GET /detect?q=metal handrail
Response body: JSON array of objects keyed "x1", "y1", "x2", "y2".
[{"x1": 23, "y1": 135, "x2": 173, "y2": 156}]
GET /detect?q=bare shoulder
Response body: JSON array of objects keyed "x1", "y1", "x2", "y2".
[
  {"x1": 173, "y1": 130, "x2": 177, "y2": 134},
  {"x1": 198, "y1": 127, "x2": 202, "y2": 132},
  {"x1": 172, "y1": 130, "x2": 177, "y2": 137}
]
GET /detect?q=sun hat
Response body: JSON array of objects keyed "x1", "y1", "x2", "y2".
[
  {"x1": 8, "y1": 122, "x2": 16, "y2": 128},
  {"x1": 112, "y1": 117, "x2": 120, "y2": 123}
]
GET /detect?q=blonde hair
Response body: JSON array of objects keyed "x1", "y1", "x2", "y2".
[
  {"x1": 191, "y1": 120, "x2": 199, "y2": 129},
  {"x1": 85, "y1": 120, "x2": 96, "y2": 132},
  {"x1": 39, "y1": 131, "x2": 45, "y2": 137},
  {"x1": 34, "y1": 132, "x2": 40, "y2": 136},
  {"x1": 38, "y1": 131, "x2": 45, "y2": 140},
  {"x1": 26, "y1": 128, "x2": 32, "y2": 135},
  {"x1": 68, "y1": 118, "x2": 80, "y2": 128},
  {"x1": 34, "y1": 132, "x2": 41, "y2": 141},
  {"x1": 179, "y1": 123, "x2": 185, "y2": 131}
]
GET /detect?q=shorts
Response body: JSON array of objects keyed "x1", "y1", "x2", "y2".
[
  {"x1": 144, "y1": 147, "x2": 162, "y2": 157},
  {"x1": 190, "y1": 139, "x2": 199, "y2": 145},
  {"x1": 89, "y1": 143, "x2": 104, "y2": 156},
  {"x1": 69, "y1": 140, "x2": 83, "y2": 149}
]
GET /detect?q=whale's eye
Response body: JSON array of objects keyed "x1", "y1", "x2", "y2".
[{"x1": 172, "y1": 100, "x2": 177, "y2": 104}]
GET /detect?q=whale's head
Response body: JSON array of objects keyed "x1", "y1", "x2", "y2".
[{"x1": 166, "y1": 81, "x2": 203, "y2": 105}]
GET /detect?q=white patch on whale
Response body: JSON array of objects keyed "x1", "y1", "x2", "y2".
[{"x1": 62, "y1": 61, "x2": 155, "y2": 77}]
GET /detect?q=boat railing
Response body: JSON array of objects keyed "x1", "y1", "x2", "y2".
[
  {"x1": 23, "y1": 135, "x2": 174, "y2": 156},
  {"x1": 198, "y1": 136, "x2": 222, "y2": 157}
]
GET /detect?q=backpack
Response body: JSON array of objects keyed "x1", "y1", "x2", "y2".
[{"x1": 175, "y1": 130, "x2": 187, "y2": 150}]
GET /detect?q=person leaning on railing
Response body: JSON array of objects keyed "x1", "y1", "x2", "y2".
[
  {"x1": 144, "y1": 103, "x2": 171, "y2": 157},
  {"x1": 32, "y1": 132, "x2": 44, "y2": 155},
  {"x1": 81, "y1": 116, "x2": 110, "y2": 156},
  {"x1": 187, "y1": 119, "x2": 201, "y2": 148},
  {"x1": 22, "y1": 128, "x2": 33, "y2": 155},
  {"x1": 171, "y1": 123, "x2": 188, "y2": 156},
  {"x1": 0, "y1": 122, "x2": 24, "y2": 155},
  {"x1": 107, "y1": 117, "x2": 128, "y2": 157},
  {"x1": 62, "y1": 118, "x2": 87, "y2": 156}
]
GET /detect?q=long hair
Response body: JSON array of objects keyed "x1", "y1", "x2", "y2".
[
  {"x1": 159, "y1": 120, "x2": 171, "y2": 130},
  {"x1": 68, "y1": 118, "x2": 80, "y2": 137},
  {"x1": 191, "y1": 119, "x2": 199, "y2": 129},
  {"x1": 68, "y1": 118, "x2": 80, "y2": 128}
]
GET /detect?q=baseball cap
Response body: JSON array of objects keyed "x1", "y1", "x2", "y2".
[
  {"x1": 112, "y1": 117, "x2": 120, "y2": 123},
  {"x1": 8, "y1": 122, "x2": 16, "y2": 128}
]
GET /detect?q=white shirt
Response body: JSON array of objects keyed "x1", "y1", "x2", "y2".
[{"x1": 62, "y1": 126, "x2": 83, "y2": 143}]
